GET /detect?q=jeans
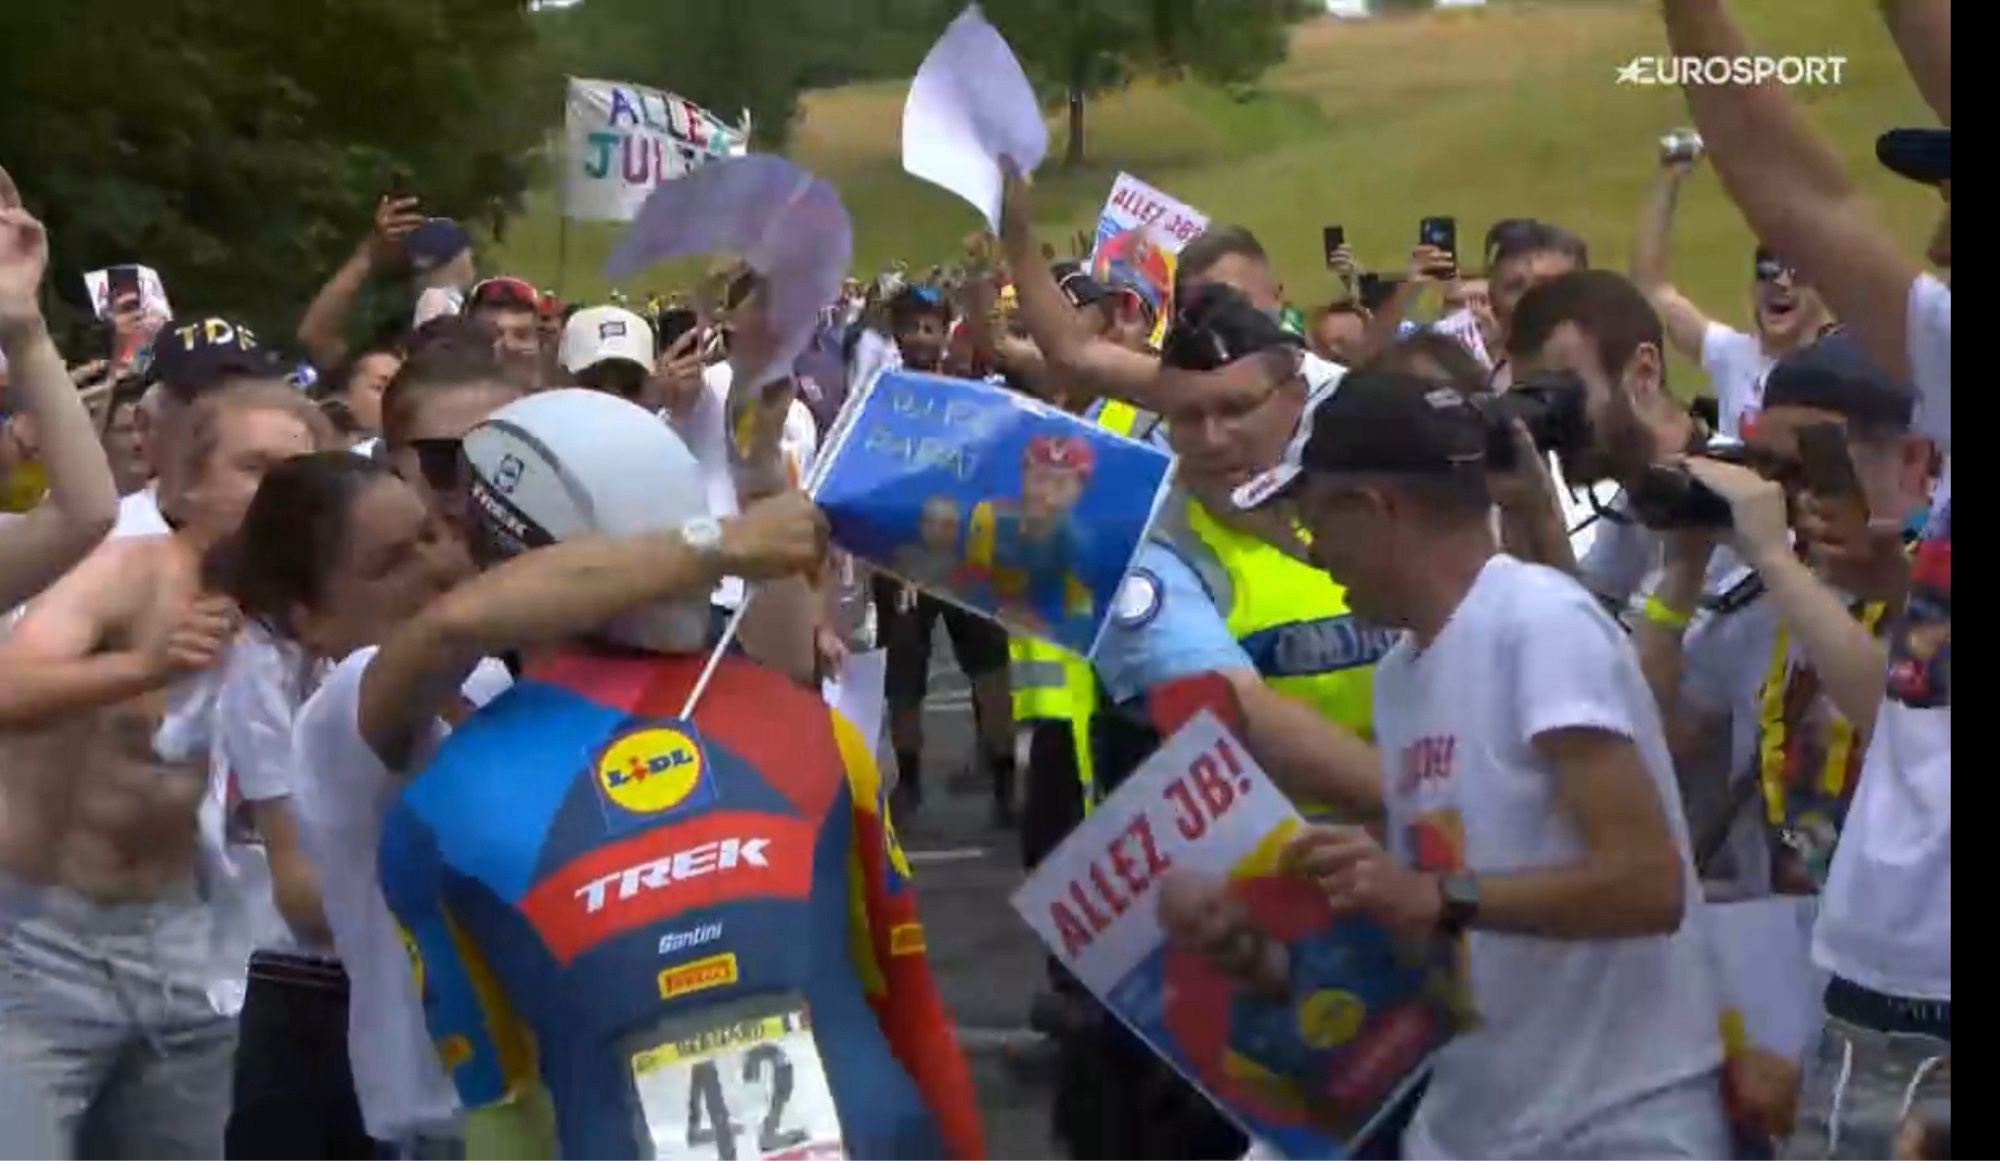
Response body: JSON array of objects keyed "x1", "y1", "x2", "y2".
[
  {"x1": 0, "y1": 882, "x2": 235, "y2": 1159},
  {"x1": 225, "y1": 952, "x2": 376, "y2": 1159},
  {"x1": 1783, "y1": 978, "x2": 1950, "y2": 1160}
]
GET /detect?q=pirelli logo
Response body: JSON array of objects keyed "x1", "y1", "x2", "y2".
[
  {"x1": 889, "y1": 922, "x2": 926, "y2": 956},
  {"x1": 658, "y1": 952, "x2": 739, "y2": 1001}
]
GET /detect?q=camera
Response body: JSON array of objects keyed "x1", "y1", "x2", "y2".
[
  {"x1": 1660, "y1": 129, "x2": 1705, "y2": 165},
  {"x1": 1467, "y1": 371, "x2": 1592, "y2": 471},
  {"x1": 1469, "y1": 372, "x2": 1740, "y2": 529}
]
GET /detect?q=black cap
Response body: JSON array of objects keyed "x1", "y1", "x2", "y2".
[
  {"x1": 1233, "y1": 369, "x2": 1487, "y2": 509},
  {"x1": 146, "y1": 316, "x2": 286, "y2": 400},
  {"x1": 1762, "y1": 331, "x2": 1914, "y2": 430},
  {"x1": 1877, "y1": 128, "x2": 1949, "y2": 184},
  {"x1": 1052, "y1": 262, "x2": 1110, "y2": 309},
  {"x1": 1162, "y1": 282, "x2": 1301, "y2": 372}
]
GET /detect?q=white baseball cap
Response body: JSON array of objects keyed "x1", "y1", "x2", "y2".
[{"x1": 559, "y1": 305, "x2": 654, "y2": 376}]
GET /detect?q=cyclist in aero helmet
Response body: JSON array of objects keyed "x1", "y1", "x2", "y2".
[{"x1": 367, "y1": 389, "x2": 983, "y2": 1159}]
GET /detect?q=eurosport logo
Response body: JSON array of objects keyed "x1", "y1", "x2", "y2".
[{"x1": 1616, "y1": 56, "x2": 1847, "y2": 87}]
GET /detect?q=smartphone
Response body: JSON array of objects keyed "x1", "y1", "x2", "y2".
[
  {"x1": 1660, "y1": 129, "x2": 1705, "y2": 166},
  {"x1": 1419, "y1": 216, "x2": 1458, "y2": 278},
  {"x1": 1419, "y1": 216, "x2": 1457, "y2": 255},
  {"x1": 1796, "y1": 422, "x2": 1871, "y2": 538},
  {"x1": 1322, "y1": 225, "x2": 1346, "y2": 269},
  {"x1": 655, "y1": 308, "x2": 699, "y2": 354},
  {"x1": 384, "y1": 165, "x2": 415, "y2": 203},
  {"x1": 107, "y1": 265, "x2": 142, "y2": 309},
  {"x1": 1357, "y1": 273, "x2": 1402, "y2": 313}
]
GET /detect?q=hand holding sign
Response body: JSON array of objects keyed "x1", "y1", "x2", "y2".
[{"x1": 902, "y1": 6, "x2": 1048, "y2": 231}]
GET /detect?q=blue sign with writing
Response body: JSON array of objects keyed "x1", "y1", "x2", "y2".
[{"x1": 814, "y1": 370, "x2": 1175, "y2": 656}]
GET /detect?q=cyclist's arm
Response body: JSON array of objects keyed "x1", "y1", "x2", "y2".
[{"x1": 832, "y1": 711, "x2": 985, "y2": 1160}]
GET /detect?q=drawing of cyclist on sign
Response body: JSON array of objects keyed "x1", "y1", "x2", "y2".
[{"x1": 963, "y1": 432, "x2": 1098, "y2": 640}]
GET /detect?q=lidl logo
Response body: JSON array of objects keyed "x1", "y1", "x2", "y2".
[
  {"x1": 658, "y1": 951, "x2": 739, "y2": 1001},
  {"x1": 596, "y1": 725, "x2": 705, "y2": 816}
]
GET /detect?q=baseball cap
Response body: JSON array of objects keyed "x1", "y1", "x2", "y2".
[
  {"x1": 1161, "y1": 282, "x2": 1302, "y2": 373},
  {"x1": 1877, "y1": 127, "x2": 1949, "y2": 184},
  {"x1": 146, "y1": 316, "x2": 286, "y2": 399},
  {"x1": 1233, "y1": 370, "x2": 1487, "y2": 510},
  {"x1": 405, "y1": 218, "x2": 472, "y2": 274},
  {"x1": 1053, "y1": 262, "x2": 1110, "y2": 309},
  {"x1": 1761, "y1": 330, "x2": 1914, "y2": 430},
  {"x1": 467, "y1": 276, "x2": 540, "y2": 313},
  {"x1": 560, "y1": 306, "x2": 655, "y2": 376}
]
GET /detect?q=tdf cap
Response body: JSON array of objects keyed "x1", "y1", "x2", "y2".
[
  {"x1": 1233, "y1": 370, "x2": 1486, "y2": 510},
  {"x1": 462, "y1": 389, "x2": 713, "y2": 653},
  {"x1": 147, "y1": 316, "x2": 285, "y2": 400},
  {"x1": 560, "y1": 306, "x2": 655, "y2": 376}
]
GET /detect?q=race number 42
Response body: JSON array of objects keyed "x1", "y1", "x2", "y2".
[{"x1": 632, "y1": 1012, "x2": 844, "y2": 1159}]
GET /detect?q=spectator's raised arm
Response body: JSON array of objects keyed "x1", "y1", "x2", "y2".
[
  {"x1": 1630, "y1": 150, "x2": 1714, "y2": 359},
  {"x1": 296, "y1": 195, "x2": 424, "y2": 371},
  {"x1": 0, "y1": 166, "x2": 119, "y2": 610},
  {"x1": 1880, "y1": 0, "x2": 1950, "y2": 125},
  {"x1": 997, "y1": 156, "x2": 1164, "y2": 410},
  {"x1": 1660, "y1": 0, "x2": 1931, "y2": 386}
]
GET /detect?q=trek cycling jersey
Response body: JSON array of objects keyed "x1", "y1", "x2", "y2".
[{"x1": 379, "y1": 649, "x2": 983, "y2": 1159}]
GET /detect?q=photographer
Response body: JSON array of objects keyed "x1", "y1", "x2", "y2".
[{"x1": 1639, "y1": 335, "x2": 1933, "y2": 898}]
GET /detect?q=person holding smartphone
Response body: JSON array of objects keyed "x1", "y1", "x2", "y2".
[{"x1": 1632, "y1": 133, "x2": 1831, "y2": 439}]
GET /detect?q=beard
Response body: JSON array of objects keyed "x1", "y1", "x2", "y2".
[{"x1": 1567, "y1": 390, "x2": 1659, "y2": 486}]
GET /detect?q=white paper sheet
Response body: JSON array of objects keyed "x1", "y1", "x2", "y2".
[
  {"x1": 821, "y1": 648, "x2": 887, "y2": 761},
  {"x1": 901, "y1": 5, "x2": 1048, "y2": 231}
]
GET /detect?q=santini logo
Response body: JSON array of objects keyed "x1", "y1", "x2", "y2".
[
  {"x1": 659, "y1": 922, "x2": 724, "y2": 957},
  {"x1": 575, "y1": 837, "x2": 769, "y2": 914}
]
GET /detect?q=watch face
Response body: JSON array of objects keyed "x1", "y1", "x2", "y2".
[{"x1": 681, "y1": 517, "x2": 722, "y2": 552}]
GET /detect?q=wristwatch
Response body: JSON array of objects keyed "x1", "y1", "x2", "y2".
[
  {"x1": 680, "y1": 516, "x2": 725, "y2": 565},
  {"x1": 1436, "y1": 872, "x2": 1480, "y2": 936}
]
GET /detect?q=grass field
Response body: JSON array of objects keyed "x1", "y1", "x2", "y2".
[{"x1": 489, "y1": 0, "x2": 1938, "y2": 384}]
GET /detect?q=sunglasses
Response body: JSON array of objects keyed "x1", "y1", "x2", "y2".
[
  {"x1": 408, "y1": 437, "x2": 464, "y2": 493},
  {"x1": 468, "y1": 277, "x2": 540, "y2": 311}
]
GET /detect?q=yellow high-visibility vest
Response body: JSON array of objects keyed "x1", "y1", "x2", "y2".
[{"x1": 1004, "y1": 399, "x2": 1149, "y2": 813}]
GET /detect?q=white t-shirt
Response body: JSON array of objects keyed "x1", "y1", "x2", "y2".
[
  {"x1": 206, "y1": 627, "x2": 323, "y2": 957},
  {"x1": 1375, "y1": 556, "x2": 1722, "y2": 1158},
  {"x1": 667, "y1": 362, "x2": 820, "y2": 611},
  {"x1": 110, "y1": 483, "x2": 169, "y2": 539},
  {"x1": 291, "y1": 646, "x2": 513, "y2": 1140},
  {"x1": 1813, "y1": 273, "x2": 1951, "y2": 1001},
  {"x1": 1699, "y1": 322, "x2": 1773, "y2": 439}
]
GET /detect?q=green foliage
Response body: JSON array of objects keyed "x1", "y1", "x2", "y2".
[{"x1": 0, "y1": 0, "x2": 551, "y2": 349}]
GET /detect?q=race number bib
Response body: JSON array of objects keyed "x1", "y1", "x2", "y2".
[{"x1": 630, "y1": 1003, "x2": 845, "y2": 1160}]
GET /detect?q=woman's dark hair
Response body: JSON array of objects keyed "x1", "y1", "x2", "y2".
[
  {"x1": 1366, "y1": 332, "x2": 1492, "y2": 396},
  {"x1": 208, "y1": 452, "x2": 395, "y2": 638}
]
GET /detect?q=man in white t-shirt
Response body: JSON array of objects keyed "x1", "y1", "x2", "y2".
[
  {"x1": 1634, "y1": 148, "x2": 1830, "y2": 440},
  {"x1": 1660, "y1": 0, "x2": 1950, "y2": 1154},
  {"x1": 1234, "y1": 370, "x2": 1725, "y2": 1159}
]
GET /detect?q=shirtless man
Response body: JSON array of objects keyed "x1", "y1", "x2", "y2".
[{"x1": 0, "y1": 382, "x2": 332, "y2": 1157}]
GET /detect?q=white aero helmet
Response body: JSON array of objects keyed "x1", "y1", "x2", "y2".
[{"x1": 461, "y1": 388, "x2": 712, "y2": 653}]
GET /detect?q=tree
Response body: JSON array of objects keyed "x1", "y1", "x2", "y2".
[
  {"x1": 984, "y1": 0, "x2": 1311, "y2": 167},
  {"x1": 0, "y1": 0, "x2": 553, "y2": 348}
]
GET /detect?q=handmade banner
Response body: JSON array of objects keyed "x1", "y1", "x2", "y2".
[
  {"x1": 1090, "y1": 173, "x2": 1210, "y2": 348},
  {"x1": 563, "y1": 77, "x2": 750, "y2": 223},
  {"x1": 812, "y1": 369, "x2": 1174, "y2": 657},
  {"x1": 1013, "y1": 712, "x2": 1466, "y2": 1158}
]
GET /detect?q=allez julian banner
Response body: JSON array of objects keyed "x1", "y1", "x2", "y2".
[
  {"x1": 1089, "y1": 172, "x2": 1210, "y2": 348},
  {"x1": 1013, "y1": 712, "x2": 1468, "y2": 1158},
  {"x1": 563, "y1": 77, "x2": 750, "y2": 223}
]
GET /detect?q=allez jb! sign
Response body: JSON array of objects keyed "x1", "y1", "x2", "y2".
[{"x1": 562, "y1": 77, "x2": 750, "y2": 223}]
